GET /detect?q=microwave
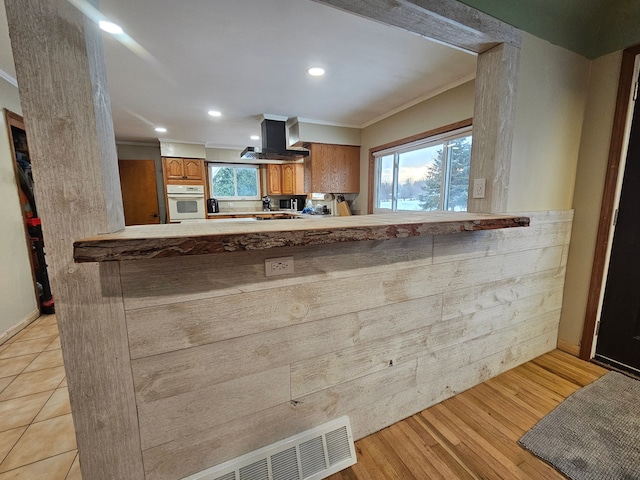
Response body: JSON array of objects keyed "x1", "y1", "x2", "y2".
[{"x1": 279, "y1": 198, "x2": 300, "y2": 211}]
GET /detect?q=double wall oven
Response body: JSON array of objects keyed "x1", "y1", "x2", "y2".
[{"x1": 166, "y1": 184, "x2": 206, "y2": 222}]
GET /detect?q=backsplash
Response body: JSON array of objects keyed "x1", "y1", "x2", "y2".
[{"x1": 214, "y1": 200, "x2": 263, "y2": 213}]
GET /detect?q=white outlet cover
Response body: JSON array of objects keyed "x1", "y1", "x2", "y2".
[
  {"x1": 473, "y1": 178, "x2": 486, "y2": 199},
  {"x1": 265, "y1": 256, "x2": 294, "y2": 277}
]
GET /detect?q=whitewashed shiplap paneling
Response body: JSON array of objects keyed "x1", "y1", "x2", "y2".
[
  {"x1": 120, "y1": 236, "x2": 435, "y2": 311},
  {"x1": 290, "y1": 291, "x2": 562, "y2": 397},
  {"x1": 137, "y1": 365, "x2": 290, "y2": 450},
  {"x1": 122, "y1": 210, "x2": 572, "y2": 480},
  {"x1": 131, "y1": 295, "x2": 443, "y2": 404},
  {"x1": 125, "y1": 244, "x2": 563, "y2": 359}
]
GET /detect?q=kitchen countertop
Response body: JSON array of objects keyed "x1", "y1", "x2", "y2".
[
  {"x1": 207, "y1": 210, "x2": 302, "y2": 217},
  {"x1": 73, "y1": 212, "x2": 529, "y2": 263}
]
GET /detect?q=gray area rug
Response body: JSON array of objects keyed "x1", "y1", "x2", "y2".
[{"x1": 519, "y1": 371, "x2": 640, "y2": 480}]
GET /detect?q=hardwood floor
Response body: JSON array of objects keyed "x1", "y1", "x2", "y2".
[{"x1": 328, "y1": 350, "x2": 608, "y2": 480}]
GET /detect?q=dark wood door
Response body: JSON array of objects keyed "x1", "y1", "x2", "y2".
[
  {"x1": 596, "y1": 91, "x2": 640, "y2": 374},
  {"x1": 118, "y1": 159, "x2": 160, "y2": 225}
]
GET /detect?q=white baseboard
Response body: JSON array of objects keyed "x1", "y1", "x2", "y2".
[{"x1": 0, "y1": 309, "x2": 40, "y2": 345}]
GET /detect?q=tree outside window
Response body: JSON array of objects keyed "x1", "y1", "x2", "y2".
[
  {"x1": 374, "y1": 128, "x2": 472, "y2": 212},
  {"x1": 420, "y1": 136, "x2": 472, "y2": 211},
  {"x1": 209, "y1": 164, "x2": 259, "y2": 199}
]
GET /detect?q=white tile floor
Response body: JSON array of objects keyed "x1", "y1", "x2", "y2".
[{"x1": 0, "y1": 315, "x2": 80, "y2": 479}]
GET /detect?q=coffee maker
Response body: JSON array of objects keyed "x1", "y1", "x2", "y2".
[
  {"x1": 206, "y1": 198, "x2": 219, "y2": 213},
  {"x1": 262, "y1": 195, "x2": 272, "y2": 211}
]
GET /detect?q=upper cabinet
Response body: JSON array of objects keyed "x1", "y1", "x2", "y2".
[
  {"x1": 266, "y1": 164, "x2": 282, "y2": 195},
  {"x1": 267, "y1": 163, "x2": 305, "y2": 195},
  {"x1": 281, "y1": 163, "x2": 305, "y2": 195},
  {"x1": 162, "y1": 157, "x2": 205, "y2": 184},
  {"x1": 304, "y1": 143, "x2": 360, "y2": 193}
]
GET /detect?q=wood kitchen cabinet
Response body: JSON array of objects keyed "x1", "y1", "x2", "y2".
[
  {"x1": 303, "y1": 143, "x2": 360, "y2": 193},
  {"x1": 162, "y1": 157, "x2": 205, "y2": 183},
  {"x1": 282, "y1": 163, "x2": 304, "y2": 195},
  {"x1": 266, "y1": 163, "x2": 305, "y2": 195},
  {"x1": 266, "y1": 164, "x2": 282, "y2": 195}
]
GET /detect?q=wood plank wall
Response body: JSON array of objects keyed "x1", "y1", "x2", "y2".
[{"x1": 119, "y1": 210, "x2": 572, "y2": 480}]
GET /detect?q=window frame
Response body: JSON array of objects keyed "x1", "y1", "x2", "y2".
[
  {"x1": 368, "y1": 118, "x2": 473, "y2": 214},
  {"x1": 207, "y1": 163, "x2": 261, "y2": 200}
]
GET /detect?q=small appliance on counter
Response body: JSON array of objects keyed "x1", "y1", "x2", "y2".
[
  {"x1": 314, "y1": 204, "x2": 331, "y2": 215},
  {"x1": 279, "y1": 197, "x2": 301, "y2": 211},
  {"x1": 207, "y1": 198, "x2": 219, "y2": 213},
  {"x1": 262, "y1": 195, "x2": 272, "y2": 211}
]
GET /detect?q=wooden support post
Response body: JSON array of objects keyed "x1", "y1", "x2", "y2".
[
  {"x1": 4, "y1": 0, "x2": 145, "y2": 478},
  {"x1": 468, "y1": 43, "x2": 521, "y2": 213}
]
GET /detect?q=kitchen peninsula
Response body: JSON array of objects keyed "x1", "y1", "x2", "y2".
[
  {"x1": 71, "y1": 209, "x2": 571, "y2": 480},
  {"x1": 74, "y1": 211, "x2": 529, "y2": 262}
]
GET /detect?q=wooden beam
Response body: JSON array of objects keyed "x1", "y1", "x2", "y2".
[
  {"x1": 3, "y1": 0, "x2": 144, "y2": 478},
  {"x1": 73, "y1": 213, "x2": 530, "y2": 263},
  {"x1": 468, "y1": 43, "x2": 521, "y2": 213},
  {"x1": 316, "y1": 1, "x2": 522, "y2": 214},
  {"x1": 311, "y1": 0, "x2": 521, "y2": 53}
]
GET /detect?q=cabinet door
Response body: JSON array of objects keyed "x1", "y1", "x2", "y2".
[
  {"x1": 267, "y1": 164, "x2": 282, "y2": 195},
  {"x1": 308, "y1": 143, "x2": 332, "y2": 192},
  {"x1": 294, "y1": 163, "x2": 305, "y2": 194},
  {"x1": 308, "y1": 143, "x2": 360, "y2": 193},
  {"x1": 335, "y1": 145, "x2": 360, "y2": 193},
  {"x1": 183, "y1": 159, "x2": 203, "y2": 180},
  {"x1": 165, "y1": 158, "x2": 184, "y2": 180},
  {"x1": 281, "y1": 164, "x2": 295, "y2": 195}
]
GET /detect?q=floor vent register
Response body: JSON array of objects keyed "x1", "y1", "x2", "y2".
[{"x1": 183, "y1": 416, "x2": 357, "y2": 480}]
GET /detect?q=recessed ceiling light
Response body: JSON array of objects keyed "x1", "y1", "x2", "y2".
[
  {"x1": 307, "y1": 67, "x2": 325, "y2": 77},
  {"x1": 155, "y1": 127, "x2": 167, "y2": 133},
  {"x1": 250, "y1": 135, "x2": 260, "y2": 141},
  {"x1": 99, "y1": 21, "x2": 123, "y2": 35},
  {"x1": 208, "y1": 110, "x2": 222, "y2": 117}
]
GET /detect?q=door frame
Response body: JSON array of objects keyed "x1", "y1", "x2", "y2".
[
  {"x1": 581, "y1": 44, "x2": 640, "y2": 360},
  {"x1": 4, "y1": 109, "x2": 41, "y2": 310}
]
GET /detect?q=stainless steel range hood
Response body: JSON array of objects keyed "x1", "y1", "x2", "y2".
[{"x1": 241, "y1": 119, "x2": 309, "y2": 160}]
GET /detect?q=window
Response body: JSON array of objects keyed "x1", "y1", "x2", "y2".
[
  {"x1": 373, "y1": 126, "x2": 472, "y2": 212},
  {"x1": 208, "y1": 163, "x2": 260, "y2": 200}
]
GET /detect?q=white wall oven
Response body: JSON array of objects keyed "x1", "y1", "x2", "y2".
[{"x1": 166, "y1": 184, "x2": 206, "y2": 222}]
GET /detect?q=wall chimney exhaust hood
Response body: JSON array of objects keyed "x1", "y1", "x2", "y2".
[{"x1": 241, "y1": 118, "x2": 309, "y2": 160}]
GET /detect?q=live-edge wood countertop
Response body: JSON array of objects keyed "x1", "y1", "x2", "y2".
[{"x1": 73, "y1": 212, "x2": 530, "y2": 263}]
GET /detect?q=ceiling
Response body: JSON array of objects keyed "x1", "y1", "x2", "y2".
[{"x1": 0, "y1": 0, "x2": 477, "y2": 150}]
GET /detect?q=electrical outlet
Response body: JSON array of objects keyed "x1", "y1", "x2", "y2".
[
  {"x1": 265, "y1": 256, "x2": 294, "y2": 277},
  {"x1": 473, "y1": 178, "x2": 486, "y2": 199},
  {"x1": 227, "y1": 202, "x2": 233, "y2": 207}
]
